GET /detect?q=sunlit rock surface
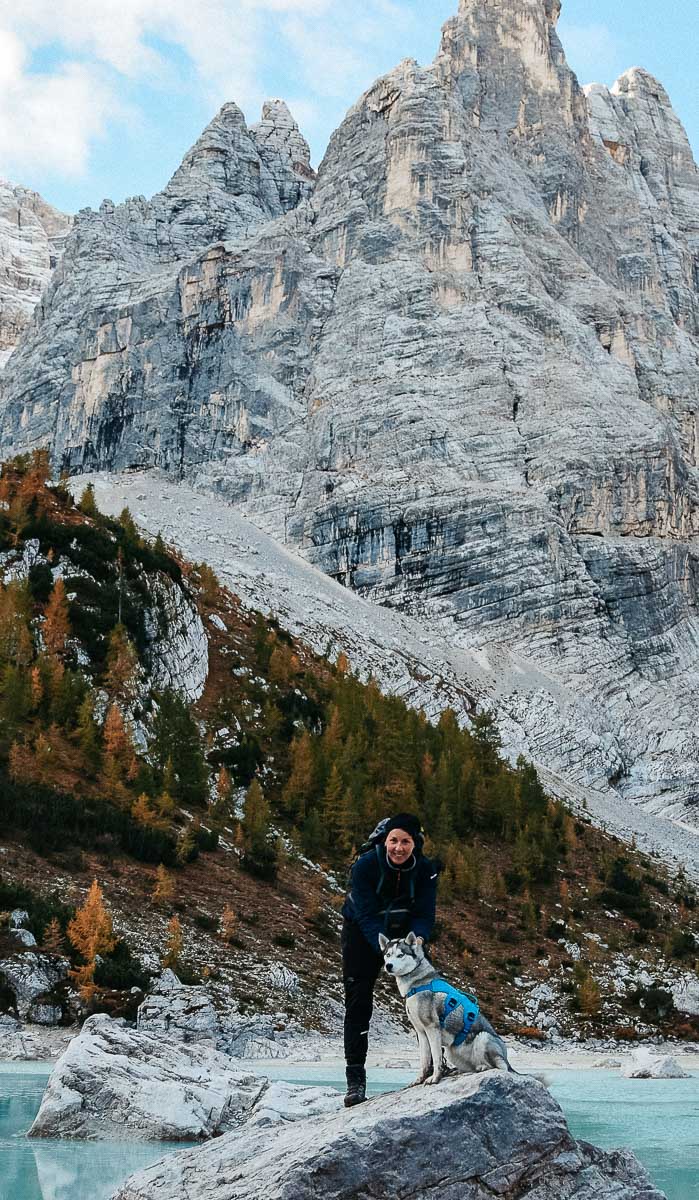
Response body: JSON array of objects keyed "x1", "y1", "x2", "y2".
[
  {"x1": 2, "y1": 0, "x2": 699, "y2": 828},
  {"x1": 0, "y1": 179, "x2": 71, "y2": 369},
  {"x1": 111, "y1": 1070, "x2": 665, "y2": 1200},
  {"x1": 29, "y1": 1014, "x2": 341, "y2": 1141}
]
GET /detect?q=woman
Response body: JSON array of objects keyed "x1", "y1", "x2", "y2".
[{"x1": 341, "y1": 812, "x2": 439, "y2": 1106}]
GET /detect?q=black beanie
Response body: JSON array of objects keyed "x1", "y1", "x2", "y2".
[{"x1": 384, "y1": 813, "x2": 423, "y2": 844}]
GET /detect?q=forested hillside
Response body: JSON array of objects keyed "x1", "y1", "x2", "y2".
[{"x1": 1, "y1": 452, "x2": 697, "y2": 1040}]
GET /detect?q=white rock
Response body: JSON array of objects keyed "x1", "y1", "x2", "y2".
[
  {"x1": 11, "y1": 929, "x2": 37, "y2": 948},
  {"x1": 245, "y1": 1080, "x2": 341, "y2": 1127},
  {"x1": 0, "y1": 953, "x2": 69, "y2": 1019},
  {"x1": 266, "y1": 964, "x2": 300, "y2": 993},
  {"x1": 672, "y1": 977, "x2": 699, "y2": 1017},
  {"x1": 620, "y1": 1048, "x2": 690, "y2": 1078},
  {"x1": 137, "y1": 971, "x2": 220, "y2": 1042},
  {"x1": 29, "y1": 1014, "x2": 267, "y2": 1140}
]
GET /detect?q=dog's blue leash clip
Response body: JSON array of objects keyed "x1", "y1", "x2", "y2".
[{"x1": 406, "y1": 979, "x2": 480, "y2": 1047}]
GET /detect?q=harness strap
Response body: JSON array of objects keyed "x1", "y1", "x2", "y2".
[{"x1": 406, "y1": 979, "x2": 480, "y2": 1046}]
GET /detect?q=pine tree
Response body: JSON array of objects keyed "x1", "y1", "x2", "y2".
[
  {"x1": 103, "y1": 703, "x2": 133, "y2": 770},
  {"x1": 78, "y1": 482, "x2": 99, "y2": 517},
  {"x1": 282, "y1": 731, "x2": 315, "y2": 822},
  {"x1": 76, "y1": 693, "x2": 101, "y2": 771},
  {"x1": 151, "y1": 690, "x2": 208, "y2": 806},
  {"x1": 132, "y1": 793, "x2": 166, "y2": 830},
  {"x1": 242, "y1": 778, "x2": 269, "y2": 848},
  {"x1": 176, "y1": 825, "x2": 198, "y2": 866},
  {"x1": 240, "y1": 777, "x2": 278, "y2": 880},
  {"x1": 152, "y1": 864, "x2": 175, "y2": 906},
  {"x1": 42, "y1": 917, "x2": 66, "y2": 956},
  {"x1": 577, "y1": 972, "x2": 602, "y2": 1016},
  {"x1": 67, "y1": 879, "x2": 116, "y2": 999},
  {"x1": 0, "y1": 664, "x2": 32, "y2": 729},
  {"x1": 104, "y1": 625, "x2": 139, "y2": 704},
  {"x1": 162, "y1": 915, "x2": 184, "y2": 972},
  {"x1": 321, "y1": 764, "x2": 353, "y2": 852},
  {"x1": 0, "y1": 580, "x2": 33, "y2": 667},
  {"x1": 30, "y1": 665, "x2": 43, "y2": 709},
  {"x1": 196, "y1": 563, "x2": 220, "y2": 605},
  {"x1": 221, "y1": 905, "x2": 237, "y2": 943},
  {"x1": 44, "y1": 578, "x2": 71, "y2": 660},
  {"x1": 119, "y1": 507, "x2": 140, "y2": 547}
]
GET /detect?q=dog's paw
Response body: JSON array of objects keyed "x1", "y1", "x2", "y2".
[{"x1": 424, "y1": 1073, "x2": 443, "y2": 1086}]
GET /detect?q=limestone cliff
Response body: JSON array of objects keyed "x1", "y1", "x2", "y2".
[
  {"x1": 0, "y1": 181, "x2": 71, "y2": 368},
  {"x1": 1, "y1": 0, "x2": 699, "y2": 826}
]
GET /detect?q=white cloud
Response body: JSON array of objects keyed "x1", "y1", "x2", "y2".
[
  {"x1": 0, "y1": 0, "x2": 430, "y2": 184},
  {"x1": 0, "y1": 28, "x2": 116, "y2": 176}
]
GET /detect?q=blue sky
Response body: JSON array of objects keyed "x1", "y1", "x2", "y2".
[{"x1": 0, "y1": 0, "x2": 696, "y2": 215}]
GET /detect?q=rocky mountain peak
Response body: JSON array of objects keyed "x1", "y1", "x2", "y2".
[
  {"x1": 250, "y1": 99, "x2": 316, "y2": 212},
  {"x1": 165, "y1": 101, "x2": 258, "y2": 195},
  {"x1": 457, "y1": 0, "x2": 561, "y2": 20},
  {"x1": 438, "y1": 0, "x2": 585, "y2": 140}
]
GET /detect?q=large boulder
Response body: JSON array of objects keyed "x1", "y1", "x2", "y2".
[
  {"x1": 620, "y1": 1048, "x2": 690, "y2": 1079},
  {"x1": 0, "y1": 952, "x2": 69, "y2": 1019},
  {"x1": 111, "y1": 1071, "x2": 665, "y2": 1200},
  {"x1": 28, "y1": 1014, "x2": 340, "y2": 1141},
  {"x1": 137, "y1": 970, "x2": 302, "y2": 1059},
  {"x1": 136, "y1": 969, "x2": 220, "y2": 1042}
]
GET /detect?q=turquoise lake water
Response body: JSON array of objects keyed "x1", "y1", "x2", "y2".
[
  {"x1": 1, "y1": 1061, "x2": 698, "y2": 1199},
  {"x1": 0, "y1": 1064, "x2": 189, "y2": 1200}
]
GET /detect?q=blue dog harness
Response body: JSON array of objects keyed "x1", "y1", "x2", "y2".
[{"x1": 406, "y1": 980, "x2": 480, "y2": 1047}]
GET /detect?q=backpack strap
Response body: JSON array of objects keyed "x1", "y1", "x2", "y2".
[{"x1": 374, "y1": 843, "x2": 386, "y2": 896}]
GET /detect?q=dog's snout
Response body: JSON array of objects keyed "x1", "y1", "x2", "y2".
[{"x1": 385, "y1": 962, "x2": 393, "y2": 973}]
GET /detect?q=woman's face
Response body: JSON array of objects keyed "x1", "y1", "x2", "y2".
[{"x1": 385, "y1": 829, "x2": 415, "y2": 865}]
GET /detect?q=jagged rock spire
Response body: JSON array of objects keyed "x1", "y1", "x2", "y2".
[
  {"x1": 251, "y1": 100, "x2": 316, "y2": 213},
  {"x1": 457, "y1": 0, "x2": 561, "y2": 23}
]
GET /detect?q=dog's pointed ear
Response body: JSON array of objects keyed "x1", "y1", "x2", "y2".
[
  {"x1": 416, "y1": 936, "x2": 424, "y2": 946},
  {"x1": 378, "y1": 933, "x2": 389, "y2": 951},
  {"x1": 406, "y1": 931, "x2": 417, "y2": 945}
]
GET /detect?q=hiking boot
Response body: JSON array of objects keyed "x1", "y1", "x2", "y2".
[{"x1": 344, "y1": 1064, "x2": 367, "y2": 1107}]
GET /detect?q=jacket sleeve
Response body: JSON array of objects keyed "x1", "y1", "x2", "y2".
[
  {"x1": 410, "y1": 861, "x2": 439, "y2": 942},
  {"x1": 348, "y1": 856, "x2": 385, "y2": 952}
]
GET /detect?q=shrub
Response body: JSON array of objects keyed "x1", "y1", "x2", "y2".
[
  {"x1": 194, "y1": 912, "x2": 218, "y2": 933},
  {"x1": 94, "y1": 940, "x2": 151, "y2": 991},
  {"x1": 665, "y1": 929, "x2": 696, "y2": 960}
]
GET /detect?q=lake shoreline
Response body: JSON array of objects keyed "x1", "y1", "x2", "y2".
[{"x1": 2, "y1": 1022, "x2": 699, "y2": 1074}]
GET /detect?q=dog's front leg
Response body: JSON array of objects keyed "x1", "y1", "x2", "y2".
[
  {"x1": 409, "y1": 1027, "x2": 432, "y2": 1087},
  {"x1": 424, "y1": 1025, "x2": 444, "y2": 1085}
]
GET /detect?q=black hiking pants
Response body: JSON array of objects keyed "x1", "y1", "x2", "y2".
[{"x1": 342, "y1": 918, "x2": 384, "y2": 1067}]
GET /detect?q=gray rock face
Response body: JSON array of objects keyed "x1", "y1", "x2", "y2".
[
  {"x1": 111, "y1": 1071, "x2": 665, "y2": 1200},
  {"x1": 0, "y1": 952, "x2": 69, "y2": 1019},
  {"x1": 29, "y1": 1014, "x2": 341, "y2": 1142},
  {"x1": 136, "y1": 969, "x2": 220, "y2": 1042},
  {"x1": 2, "y1": 0, "x2": 699, "y2": 825},
  {"x1": 0, "y1": 179, "x2": 71, "y2": 369},
  {"x1": 29, "y1": 1014, "x2": 266, "y2": 1140}
]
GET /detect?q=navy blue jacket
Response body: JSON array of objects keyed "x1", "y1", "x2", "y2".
[{"x1": 342, "y1": 846, "x2": 439, "y2": 952}]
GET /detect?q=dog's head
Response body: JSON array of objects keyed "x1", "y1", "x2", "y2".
[{"x1": 378, "y1": 931, "x2": 425, "y2": 977}]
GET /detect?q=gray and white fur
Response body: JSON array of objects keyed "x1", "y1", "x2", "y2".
[{"x1": 379, "y1": 931, "x2": 535, "y2": 1087}]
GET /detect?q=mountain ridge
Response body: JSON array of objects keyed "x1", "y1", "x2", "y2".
[{"x1": 1, "y1": 0, "x2": 699, "y2": 834}]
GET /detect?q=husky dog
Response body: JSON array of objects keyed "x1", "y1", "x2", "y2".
[{"x1": 379, "y1": 931, "x2": 515, "y2": 1087}]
